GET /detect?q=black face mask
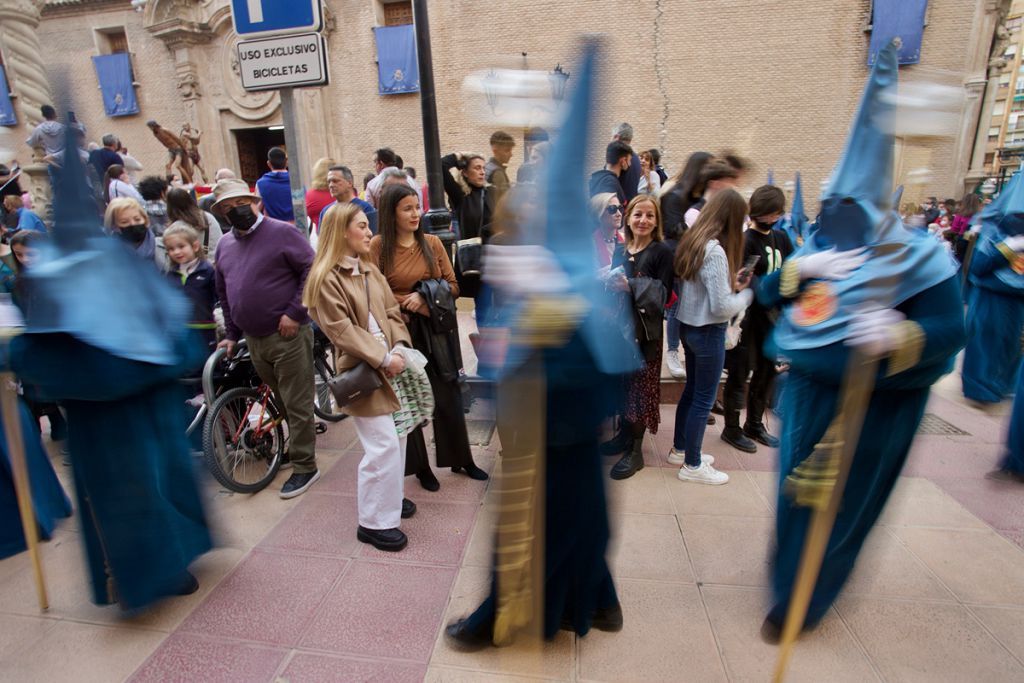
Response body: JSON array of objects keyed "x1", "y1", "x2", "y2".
[
  {"x1": 226, "y1": 205, "x2": 258, "y2": 232},
  {"x1": 119, "y1": 224, "x2": 148, "y2": 245},
  {"x1": 754, "y1": 219, "x2": 777, "y2": 232}
]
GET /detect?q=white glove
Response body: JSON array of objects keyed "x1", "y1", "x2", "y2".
[
  {"x1": 844, "y1": 308, "x2": 907, "y2": 356},
  {"x1": 482, "y1": 244, "x2": 571, "y2": 296},
  {"x1": 1003, "y1": 234, "x2": 1024, "y2": 252},
  {"x1": 798, "y1": 247, "x2": 868, "y2": 281}
]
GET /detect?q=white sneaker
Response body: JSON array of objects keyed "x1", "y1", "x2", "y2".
[
  {"x1": 667, "y1": 448, "x2": 713, "y2": 467},
  {"x1": 665, "y1": 349, "x2": 685, "y2": 379},
  {"x1": 677, "y1": 462, "x2": 729, "y2": 485}
]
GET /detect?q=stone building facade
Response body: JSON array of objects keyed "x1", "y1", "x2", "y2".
[{"x1": 0, "y1": 0, "x2": 1013, "y2": 207}]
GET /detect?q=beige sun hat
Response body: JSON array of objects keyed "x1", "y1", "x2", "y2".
[{"x1": 210, "y1": 178, "x2": 259, "y2": 209}]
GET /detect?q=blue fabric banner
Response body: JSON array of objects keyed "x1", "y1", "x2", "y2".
[
  {"x1": 373, "y1": 25, "x2": 420, "y2": 95},
  {"x1": 92, "y1": 53, "x2": 139, "y2": 117},
  {"x1": 869, "y1": 0, "x2": 928, "y2": 66},
  {"x1": 0, "y1": 66, "x2": 16, "y2": 126}
]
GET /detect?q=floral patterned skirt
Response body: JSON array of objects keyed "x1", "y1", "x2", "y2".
[{"x1": 624, "y1": 345, "x2": 662, "y2": 434}]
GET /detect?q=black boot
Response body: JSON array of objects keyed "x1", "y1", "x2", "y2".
[
  {"x1": 599, "y1": 424, "x2": 631, "y2": 456},
  {"x1": 721, "y1": 426, "x2": 757, "y2": 453},
  {"x1": 610, "y1": 437, "x2": 644, "y2": 480},
  {"x1": 744, "y1": 422, "x2": 780, "y2": 448}
]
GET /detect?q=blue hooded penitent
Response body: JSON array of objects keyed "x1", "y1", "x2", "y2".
[
  {"x1": 773, "y1": 40, "x2": 957, "y2": 351},
  {"x1": 970, "y1": 171, "x2": 1024, "y2": 295},
  {"x1": 779, "y1": 172, "x2": 809, "y2": 246},
  {"x1": 20, "y1": 124, "x2": 191, "y2": 365},
  {"x1": 499, "y1": 38, "x2": 640, "y2": 376}
]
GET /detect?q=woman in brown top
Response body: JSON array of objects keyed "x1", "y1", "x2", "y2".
[{"x1": 370, "y1": 183, "x2": 488, "y2": 491}]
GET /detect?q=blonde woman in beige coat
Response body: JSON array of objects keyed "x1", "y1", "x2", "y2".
[{"x1": 304, "y1": 202, "x2": 416, "y2": 552}]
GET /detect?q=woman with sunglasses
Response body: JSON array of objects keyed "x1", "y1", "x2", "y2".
[{"x1": 591, "y1": 193, "x2": 623, "y2": 268}]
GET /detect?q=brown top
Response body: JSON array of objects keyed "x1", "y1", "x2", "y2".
[{"x1": 369, "y1": 233, "x2": 459, "y2": 298}]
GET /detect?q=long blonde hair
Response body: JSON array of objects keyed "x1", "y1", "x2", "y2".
[
  {"x1": 675, "y1": 188, "x2": 746, "y2": 282},
  {"x1": 311, "y1": 157, "x2": 335, "y2": 191},
  {"x1": 303, "y1": 202, "x2": 367, "y2": 309}
]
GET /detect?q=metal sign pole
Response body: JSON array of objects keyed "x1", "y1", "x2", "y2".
[{"x1": 279, "y1": 87, "x2": 308, "y2": 234}]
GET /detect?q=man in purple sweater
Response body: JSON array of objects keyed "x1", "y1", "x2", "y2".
[{"x1": 212, "y1": 179, "x2": 320, "y2": 499}]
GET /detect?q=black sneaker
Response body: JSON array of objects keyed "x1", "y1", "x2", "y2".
[
  {"x1": 445, "y1": 617, "x2": 494, "y2": 651},
  {"x1": 744, "y1": 424, "x2": 780, "y2": 448},
  {"x1": 711, "y1": 399, "x2": 725, "y2": 415},
  {"x1": 280, "y1": 470, "x2": 320, "y2": 499},
  {"x1": 357, "y1": 526, "x2": 408, "y2": 551},
  {"x1": 592, "y1": 604, "x2": 624, "y2": 632},
  {"x1": 174, "y1": 572, "x2": 200, "y2": 596},
  {"x1": 722, "y1": 427, "x2": 758, "y2": 453},
  {"x1": 402, "y1": 498, "x2": 417, "y2": 519}
]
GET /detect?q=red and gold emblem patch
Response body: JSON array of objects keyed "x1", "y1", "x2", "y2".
[{"x1": 792, "y1": 281, "x2": 838, "y2": 327}]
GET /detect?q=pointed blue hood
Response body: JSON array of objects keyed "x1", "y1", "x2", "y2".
[
  {"x1": 497, "y1": 38, "x2": 640, "y2": 376},
  {"x1": 891, "y1": 184, "x2": 905, "y2": 210},
  {"x1": 780, "y1": 172, "x2": 809, "y2": 246},
  {"x1": 19, "y1": 120, "x2": 192, "y2": 366},
  {"x1": 815, "y1": 41, "x2": 898, "y2": 251},
  {"x1": 970, "y1": 171, "x2": 1024, "y2": 294},
  {"x1": 771, "y1": 40, "x2": 957, "y2": 353}
]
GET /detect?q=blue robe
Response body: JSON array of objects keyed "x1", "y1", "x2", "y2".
[
  {"x1": 1003, "y1": 367, "x2": 1024, "y2": 475},
  {"x1": 761, "y1": 273, "x2": 965, "y2": 627},
  {"x1": 962, "y1": 238, "x2": 1024, "y2": 403},
  {"x1": 10, "y1": 332, "x2": 211, "y2": 611},
  {"x1": 460, "y1": 330, "x2": 622, "y2": 640},
  {"x1": 0, "y1": 396, "x2": 72, "y2": 559}
]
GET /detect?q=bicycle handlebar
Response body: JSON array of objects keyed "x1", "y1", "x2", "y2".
[{"x1": 200, "y1": 340, "x2": 249, "y2": 404}]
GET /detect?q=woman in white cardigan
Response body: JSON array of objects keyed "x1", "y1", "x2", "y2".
[{"x1": 669, "y1": 189, "x2": 753, "y2": 485}]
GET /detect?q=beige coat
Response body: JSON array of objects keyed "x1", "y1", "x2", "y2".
[{"x1": 309, "y1": 259, "x2": 412, "y2": 417}]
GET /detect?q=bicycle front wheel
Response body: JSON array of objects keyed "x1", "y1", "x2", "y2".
[
  {"x1": 202, "y1": 387, "x2": 284, "y2": 493},
  {"x1": 313, "y1": 355, "x2": 345, "y2": 422}
]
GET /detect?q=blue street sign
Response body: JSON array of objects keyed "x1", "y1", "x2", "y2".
[{"x1": 231, "y1": 0, "x2": 323, "y2": 38}]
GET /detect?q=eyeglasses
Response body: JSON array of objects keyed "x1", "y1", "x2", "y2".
[{"x1": 605, "y1": 205, "x2": 624, "y2": 215}]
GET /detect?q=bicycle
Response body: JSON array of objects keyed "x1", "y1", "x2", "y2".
[
  {"x1": 199, "y1": 341, "x2": 287, "y2": 493},
  {"x1": 312, "y1": 325, "x2": 345, "y2": 423}
]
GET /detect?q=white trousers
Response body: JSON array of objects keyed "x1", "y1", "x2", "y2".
[{"x1": 352, "y1": 414, "x2": 407, "y2": 530}]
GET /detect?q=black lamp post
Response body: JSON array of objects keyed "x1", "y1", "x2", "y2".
[{"x1": 412, "y1": 0, "x2": 456, "y2": 249}]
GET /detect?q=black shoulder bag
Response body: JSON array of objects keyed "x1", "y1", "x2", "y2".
[{"x1": 327, "y1": 274, "x2": 384, "y2": 408}]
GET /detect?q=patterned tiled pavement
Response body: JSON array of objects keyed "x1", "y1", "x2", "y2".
[{"x1": 1, "y1": 362, "x2": 1023, "y2": 681}]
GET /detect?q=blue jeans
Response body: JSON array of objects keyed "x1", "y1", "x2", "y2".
[
  {"x1": 673, "y1": 323, "x2": 726, "y2": 467},
  {"x1": 665, "y1": 281, "x2": 681, "y2": 351}
]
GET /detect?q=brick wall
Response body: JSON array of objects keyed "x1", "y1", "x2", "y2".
[{"x1": 13, "y1": 0, "x2": 987, "y2": 207}]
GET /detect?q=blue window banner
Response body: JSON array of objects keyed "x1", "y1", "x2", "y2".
[
  {"x1": 91, "y1": 53, "x2": 139, "y2": 117},
  {"x1": 868, "y1": 0, "x2": 929, "y2": 66},
  {"x1": 0, "y1": 66, "x2": 16, "y2": 126},
  {"x1": 373, "y1": 25, "x2": 420, "y2": 95}
]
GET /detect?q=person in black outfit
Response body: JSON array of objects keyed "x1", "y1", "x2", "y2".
[
  {"x1": 441, "y1": 152, "x2": 497, "y2": 242},
  {"x1": 589, "y1": 141, "x2": 631, "y2": 206},
  {"x1": 721, "y1": 185, "x2": 793, "y2": 452},
  {"x1": 603, "y1": 195, "x2": 675, "y2": 480},
  {"x1": 611, "y1": 122, "x2": 641, "y2": 203},
  {"x1": 659, "y1": 152, "x2": 714, "y2": 380}
]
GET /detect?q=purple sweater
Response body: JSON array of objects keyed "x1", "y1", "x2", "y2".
[{"x1": 215, "y1": 215, "x2": 314, "y2": 340}]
